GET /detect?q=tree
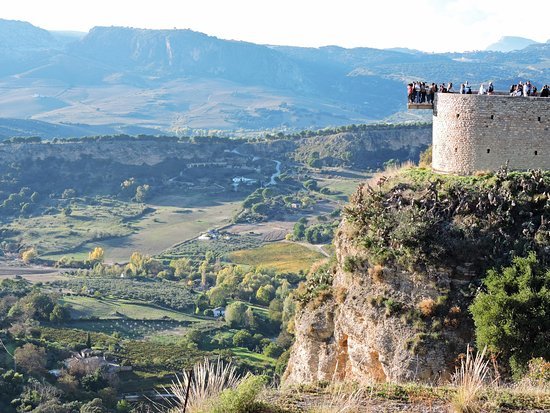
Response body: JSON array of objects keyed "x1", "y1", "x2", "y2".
[
  {"x1": 208, "y1": 286, "x2": 229, "y2": 308},
  {"x1": 293, "y1": 222, "x2": 305, "y2": 240},
  {"x1": 126, "y1": 252, "x2": 160, "y2": 276},
  {"x1": 21, "y1": 247, "x2": 37, "y2": 263},
  {"x1": 256, "y1": 284, "x2": 275, "y2": 305},
  {"x1": 49, "y1": 304, "x2": 70, "y2": 323},
  {"x1": 263, "y1": 342, "x2": 284, "y2": 358},
  {"x1": 470, "y1": 253, "x2": 550, "y2": 376},
  {"x1": 245, "y1": 307, "x2": 258, "y2": 331},
  {"x1": 232, "y1": 330, "x2": 253, "y2": 348},
  {"x1": 14, "y1": 343, "x2": 47, "y2": 375},
  {"x1": 134, "y1": 184, "x2": 150, "y2": 203},
  {"x1": 81, "y1": 370, "x2": 109, "y2": 392},
  {"x1": 88, "y1": 247, "x2": 105, "y2": 263},
  {"x1": 268, "y1": 298, "x2": 283, "y2": 324},
  {"x1": 23, "y1": 292, "x2": 55, "y2": 320},
  {"x1": 303, "y1": 179, "x2": 318, "y2": 191},
  {"x1": 170, "y1": 257, "x2": 191, "y2": 278},
  {"x1": 224, "y1": 302, "x2": 248, "y2": 328},
  {"x1": 186, "y1": 328, "x2": 205, "y2": 346},
  {"x1": 195, "y1": 293, "x2": 210, "y2": 312}
]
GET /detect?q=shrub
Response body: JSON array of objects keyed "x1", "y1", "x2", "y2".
[
  {"x1": 470, "y1": 253, "x2": 550, "y2": 376},
  {"x1": 275, "y1": 350, "x2": 291, "y2": 377},
  {"x1": 418, "y1": 298, "x2": 436, "y2": 317},
  {"x1": 368, "y1": 264, "x2": 384, "y2": 283},
  {"x1": 521, "y1": 357, "x2": 550, "y2": 387},
  {"x1": 418, "y1": 145, "x2": 432, "y2": 168},
  {"x1": 211, "y1": 374, "x2": 268, "y2": 413}
]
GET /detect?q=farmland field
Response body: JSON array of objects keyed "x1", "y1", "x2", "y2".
[
  {"x1": 60, "y1": 295, "x2": 200, "y2": 321},
  {"x1": 44, "y1": 195, "x2": 242, "y2": 263},
  {"x1": 228, "y1": 241, "x2": 324, "y2": 273}
]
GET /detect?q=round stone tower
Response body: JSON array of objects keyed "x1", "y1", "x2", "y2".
[{"x1": 432, "y1": 93, "x2": 550, "y2": 174}]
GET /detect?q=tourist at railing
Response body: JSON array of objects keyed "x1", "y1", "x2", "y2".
[{"x1": 409, "y1": 80, "x2": 549, "y2": 104}]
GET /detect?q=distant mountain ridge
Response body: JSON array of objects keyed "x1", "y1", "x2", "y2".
[
  {"x1": 485, "y1": 36, "x2": 539, "y2": 52},
  {"x1": 0, "y1": 19, "x2": 549, "y2": 135}
]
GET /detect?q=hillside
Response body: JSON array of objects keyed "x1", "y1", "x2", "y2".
[
  {"x1": 485, "y1": 36, "x2": 539, "y2": 52},
  {"x1": 1, "y1": 19, "x2": 550, "y2": 133},
  {"x1": 285, "y1": 167, "x2": 550, "y2": 384}
]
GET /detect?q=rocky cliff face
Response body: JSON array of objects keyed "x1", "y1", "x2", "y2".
[
  {"x1": 284, "y1": 167, "x2": 550, "y2": 385},
  {"x1": 284, "y1": 221, "x2": 469, "y2": 384}
]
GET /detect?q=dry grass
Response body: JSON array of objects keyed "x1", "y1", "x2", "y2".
[
  {"x1": 334, "y1": 287, "x2": 347, "y2": 304},
  {"x1": 229, "y1": 241, "x2": 324, "y2": 273},
  {"x1": 366, "y1": 161, "x2": 415, "y2": 190},
  {"x1": 368, "y1": 265, "x2": 384, "y2": 283},
  {"x1": 308, "y1": 386, "x2": 367, "y2": 413},
  {"x1": 159, "y1": 357, "x2": 241, "y2": 413},
  {"x1": 418, "y1": 298, "x2": 436, "y2": 317},
  {"x1": 450, "y1": 345, "x2": 491, "y2": 413}
]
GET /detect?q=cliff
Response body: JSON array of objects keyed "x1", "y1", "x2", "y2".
[{"x1": 284, "y1": 167, "x2": 550, "y2": 384}]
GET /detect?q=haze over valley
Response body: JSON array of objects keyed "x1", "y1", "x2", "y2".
[{"x1": 1, "y1": 19, "x2": 550, "y2": 137}]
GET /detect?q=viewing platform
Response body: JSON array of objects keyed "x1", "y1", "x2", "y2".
[
  {"x1": 407, "y1": 103, "x2": 433, "y2": 110},
  {"x1": 408, "y1": 92, "x2": 523, "y2": 110}
]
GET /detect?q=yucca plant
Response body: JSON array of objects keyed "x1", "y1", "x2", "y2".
[
  {"x1": 159, "y1": 357, "x2": 241, "y2": 413},
  {"x1": 450, "y1": 345, "x2": 491, "y2": 413}
]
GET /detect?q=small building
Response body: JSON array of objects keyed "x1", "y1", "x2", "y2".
[{"x1": 212, "y1": 307, "x2": 225, "y2": 318}]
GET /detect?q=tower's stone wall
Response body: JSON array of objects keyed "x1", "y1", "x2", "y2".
[{"x1": 432, "y1": 93, "x2": 550, "y2": 174}]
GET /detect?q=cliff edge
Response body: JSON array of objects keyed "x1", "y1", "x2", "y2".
[{"x1": 284, "y1": 167, "x2": 550, "y2": 384}]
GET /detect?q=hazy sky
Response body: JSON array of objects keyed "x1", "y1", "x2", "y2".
[{"x1": 2, "y1": 0, "x2": 549, "y2": 52}]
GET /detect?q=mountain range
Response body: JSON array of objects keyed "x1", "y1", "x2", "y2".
[{"x1": 0, "y1": 19, "x2": 549, "y2": 137}]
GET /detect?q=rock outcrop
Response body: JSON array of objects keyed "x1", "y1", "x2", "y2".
[
  {"x1": 284, "y1": 167, "x2": 550, "y2": 384},
  {"x1": 284, "y1": 223, "x2": 469, "y2": 384}
]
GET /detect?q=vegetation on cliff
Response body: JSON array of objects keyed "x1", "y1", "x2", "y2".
[
  {"x1": 319, "y1": 165, "x2": 550, "y2": 376},
  {"x1": 344, "y1": 167, "x2": 550, "y2": 273}
]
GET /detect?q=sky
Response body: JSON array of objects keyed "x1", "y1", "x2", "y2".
[{"x1": 1, "y1": 0, "x2": 549, "y2": 53}]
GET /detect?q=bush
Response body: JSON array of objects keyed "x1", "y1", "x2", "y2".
[
  {"x1": 211, "y1": 374, "x2": 268, "y2": 413},
  {"x1": 418, "y1": 298, "x2": 436, "y2": 317},
  {"x1": 418, "y1": 145, "x2": 432, "y2": 168},
  {"x1": 470, "y1": 252, "x2": 550, "y2": 377},
  {"x1": 232, "y1": 330, "x2": 253, "y2": 349},
  {"x1": 263, "y1": 342, "x2": 284, "y2": 359}
]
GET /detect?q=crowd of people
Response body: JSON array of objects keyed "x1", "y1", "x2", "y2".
[
  {"x1": 508, "y1": 81, "x2": 550, "y2": 97},
  {"x1": 407, "y1": 81, "x2": 454, "y2": 104},
  {"x1": 408, "y1": 80, "x2": 550, "y2": 103}
]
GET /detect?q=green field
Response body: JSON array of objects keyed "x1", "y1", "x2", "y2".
[
  {"x1": 60, "y1": 295, "x2": 199, "y2": 321},
  {"x1": 228, "y1": 241, "x2": 324, "y2": 273},
  {"x1": 57, "y1": 295, "x2": 218, "y2": 339}
]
